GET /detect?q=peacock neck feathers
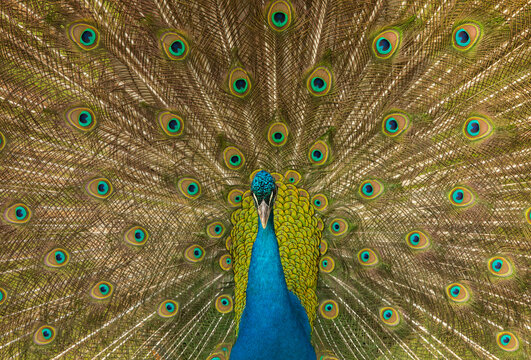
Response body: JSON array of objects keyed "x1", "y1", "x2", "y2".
[{"x1": 231, "y1": 210, "x2": 315, "y2": 360}]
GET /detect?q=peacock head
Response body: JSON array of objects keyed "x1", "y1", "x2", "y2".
[{"x1": 251, "y1": 170, "x2": 277, "y2": 229}]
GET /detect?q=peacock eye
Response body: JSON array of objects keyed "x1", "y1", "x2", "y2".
[
  {"x1": 124, "y1": 226, "x2": 149, "y2": 246},
  {"x1": 496, "y1": 331, "x2": 519, "y2": 352},
  {"x1": 452, "y1": 23, "x2": 481, "y2": 51},
  {"x1": 227, "y1": 189, "x2": 244, "y2": 207},
  {"x1": 4, "y1": 203, "x2": 31, "y2": 224},
  {"x1": 219, "y1": 254, "x2": 232, "y2": 271},
  {"x1": 177, "y1": 178, "x2": 201, "y2": 199},
  {"x1": 268, "y1": 122, "x2": 289, "y2": 146},
  {"x1": 185, "y1": 244, "x2": 205, "y2": 262},
  {"x1": 445, "y1": 283, "x2": 470, "y2": 303},
  {"x1": 357, "y1": 248, "x2": 379, "y2": 266},
  {"x1": 161, "y1": 32, "x2": 189, "y2": 60},
  {"x1": 33, "y1": 325, "x2": 56, "y2": 345},
  {"x1": 44, "y1": 248, "x2": 70, "y2": 268},
  {"x1": 319, "y1": 256, "x2": 335, "y2": 273},
  {"x1": 308, "y1": 140, "x2": 329, "y2": 165},
  {"x1": 0, "y1": 287, "x2": 8, "y2": 305},
  {"x1": 86, "y1": 178, "x2": 112, "y2": 199},
  {"x1": 91, "y1": 281, "x2": 113, "y2": 299},
  {"x1": 283, "y1": 170, "x2": 301, "y2": 185},
  {"x1": 382, "y1": 113, "x2": 409, "y2": 137},
  {"x1": 487, "y1": 256, "x2": 513, "y2": 277},
  {"x1": 158, "y1": 300, "x2": 179, "y2": 318},
  {"x1": 311, "y1": 194, "x2": 328, "y2": 211},
  {"x1": 359, "y1": 179, "x2": 384, "y2": 200},
  {"x1": 69, "y1": 23, "x2": 99, "y2": 50},
  {"x1": 158, "y1": 111, "x2": 184, "y2": 137},
  {"x1": 66, "y1": 107, "x2": 97, "y2": 132},
  {"x1": 229, "y1": 68, "x2": 252, "y2": 97},
  {"x1": 207, "y1": 222, "x2": 225, "y2": 238},
  {"x1": 379, "y1": 307, "x2": 400, "y2": 326},
  {"x1": 267, "y1": 1, "x2": 292, "y2": 31},
  {"x1": 329, "y1": 218, "x2": 347, "y2": 236},
  {"x1": 223, "y1": 146, "x2": 245, "y2": 170},
  {"x1": 319, "y1": 300, "x2": 339, "y2": 319},
  {"x1": 406, "y1": 231, "x2": 430, "y2": 250},
  {"x1": 372, "y1": 29, "x2": 400, "y2": 59},
  {"x1": 215, "y1": 295, "x2": 233, "y2": 313},
  {"x1": 307, "y1": 67, "x2": 332, "y2": 96},
  {"x1": 449, "y1": 186, "x2": 474, "y2": 207},
  {"x1": 463, "y1": 116, "x2": 492, "y2": 141}
]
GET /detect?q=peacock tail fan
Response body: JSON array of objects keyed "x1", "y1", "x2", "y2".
[{"x1": 0, "y1": 0, "x2": 529, "y2": 359}]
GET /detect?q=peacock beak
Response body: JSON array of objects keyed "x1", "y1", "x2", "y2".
[{"x1": 257, "y1": 199, "x2": 271, "y2": 229}]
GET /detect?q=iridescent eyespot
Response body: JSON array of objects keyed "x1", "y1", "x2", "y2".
[
  {"x1": 34, "y1": 325, "x2": 56, "y2": 345},
  {"x1": 208, "y1": 222, "x2": 225, "y2": 239},
  {"x1": 319, "y1": 300, "x2": 339, "y2": 319},
  {"x1": 382, "y1": 113, "x2": 409, "y2": 137},
  {"x1": 177, "y1": 178, "x2": 201, "y2": 199},
  {"x1": 268, "y1": 122, "x2": 289, "y2": 146},
  {"x1": 229, "y1": 68, "x2": 252, "y2": 98},
  {"x1": 372, "y1": 29, "x2": 400, "y2": 59},
  {"x1": 44, "y1": 248, "x2": 70, "y2": 268},
  {"x1": 357, "y1": 248, "x2": 379, "y2": 266},
  {"x1": 223, "y1": 146, "x2": 245, "y2": 170},
  {"x1": 319, "y1": 239, "x2": 328, "y2": 255},
  {"x1": 161, "y1": 32, "x2": 189, "y2": 60},
  {"x1": 267, "y1": 1, "x2": 292, "y2": 31},
  {"x1": 227, "y1": 189, "x2": 244, "y2": 207},
  {"x1": 65, "y1": 107, "x2": 97, "y2": 132},
  {"x1": 158, "y1": 300, "x2": 179, "y2": 318},
  {"x1": 307, "y1": 67, "x2": 332, "y2": 96},
  {"x1": 0, "y1": 131, "x2": 5, "y2": 151},
  {"x1": 449, "y1": 186, "x2": 474, "y2": 207},
  {"x1": 185, "y1": 244, "x2": 205, "y2": 263},
  {"x1": 488, "y1": 256, "x2": 513, "y2": 277},
  {"x1": 359, "y1": 179, "x2": 384, "y2": 200},
  {"x1": 452, "y1": 23, "x2": 481, "y2": 51},
  {"x1": 215, "y1": 295, "x2": 233, "y2": 313},
  {"x1": 406, "y1": 230, "x2": 430, "y2": 250},
  {"x1": 91, "y1": 281, "x2": 113, "y2": 300},
  {"x1": 311, "y1": 194, "x2": 328, "y2": 211},
  {"x1": 463, "y1": 116, "x2": 492, "y2": 141},
  {"x1": 4, "y1": 203, "x2": 31, "y2": 224},
  {"x1": 270, "y1": 172, "x2": 283, "y2": 183},
  {"x1": 496, "y1": 331, "x2": 519, "y2": 352},
  {"x1": 86, "y1": 178, "x2": 112, "y2": 199},
  {"x1": 526, "y1": 207, "x2": 531, "y2": 225},
  {"x1": 319, "y1": 256, "x2": 335, "y2": 273},
  {"x1": 124, "y1": 226, "x2": 148, "y2": 246},
  {"x1": 329, "y1": 218, "x2": 347, "y2": 236},
  {"x1": 69, "y1": 23, "x2": 99, "y2": 50},
  {"x1": 379, "y1": 306, "x2": 400, "y2": 326},
  {"x1": 445, "y1": 283, "x2": 470, "y2": 303},
  {"x1": 158, "y1": 111, "x2": 184, "y2": 137},
  {"x1": 0, "y1": 287, "x2": 7, "y2": 305},
  {"x1": 283, "y1": 170, "x2": 301, "y2": 185},
  {"x1": 308, "y1": 140, "x2": 329, "y2": 165},
  {"x1": 219, "y1": 254, "x2": 232, "y2": 271}
]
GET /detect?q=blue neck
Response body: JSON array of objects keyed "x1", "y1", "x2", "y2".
[{"x1": 230, "y1": 213, "x2": 316, "y2": 360}]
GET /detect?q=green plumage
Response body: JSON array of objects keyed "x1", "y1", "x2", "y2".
[{"x1": 0, "y1": 0, "x2": 529, "y2": 359}]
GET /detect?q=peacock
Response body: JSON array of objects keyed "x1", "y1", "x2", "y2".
[{"x1": 0, "y1": 0, "x2": 529, "y2": 358}]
